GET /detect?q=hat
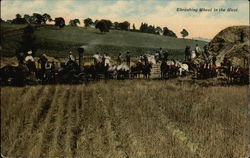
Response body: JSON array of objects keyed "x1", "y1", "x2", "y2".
[
  {"x1": 69, "y1": 51, "x2": 72, "y2": 54},
  {"x1": 27, "y1": 51, "x2": 32, "y2": 55}
]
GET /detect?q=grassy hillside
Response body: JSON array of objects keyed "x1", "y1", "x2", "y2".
[
  {"x1": 1, "y1": 80, "x2": 248, "y2": 157},
  {"x1": 2, "y1": 23, "x2": 207, "y2": 59}
]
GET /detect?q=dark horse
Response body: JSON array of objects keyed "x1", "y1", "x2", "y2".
[
  {"x1": 142, "y1": 63, "x2": 152, "y2": 79},
  {"x1": 160, "y1": 61, "x2": 169, "y2": 79},
  {"x1": 130, "y1": 62, "x2": 143, "y2": 78},
  {"x1": 0, "y1": 64, "x2": 29, "y2": 86}
]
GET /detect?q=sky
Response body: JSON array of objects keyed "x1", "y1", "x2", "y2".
[{"x1": 1, "y1": 0, "x2": 249, "y2": 39}]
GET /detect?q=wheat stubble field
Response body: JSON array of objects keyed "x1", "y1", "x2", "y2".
[{"x1": 1, "y1": 80, "x2": 249, "y2": 158}]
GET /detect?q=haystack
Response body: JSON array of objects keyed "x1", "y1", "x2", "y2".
[{"x1": 208, "y1": 25, "x2": 249, "y2": 67}]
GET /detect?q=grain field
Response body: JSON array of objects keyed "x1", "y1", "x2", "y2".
[{"x1": 1, "y1": 80, "x2": 249, "y2": 158}]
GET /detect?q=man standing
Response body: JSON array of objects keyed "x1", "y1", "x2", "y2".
[
  {"x1": 93, "y1": 52, "x2": 100, "y2": 65},
  {"x1": 38, "y1": 54, "x2": 48, "y2": 72},
  {"x1": 143, "y1": 54, "x2": 148, "y2": 65},
  {"x1": 203, "y1": 44, "x2": 209, "y2": 58},
  {"x1": 184, "y1": 46, "x2": 191, "y2": 61},
  {"x1": 68, "y1": 51, "x2": 75, "y2": 61},
  {"x1": 138, "y1": 54, "x2": 143, "y2": 63},
  {"x1": 25, "y1": 50, "x2": 36, "y2": 73},
  {"x1": 159, "y1": 48, "x2": 163, "y2": 61},
  {"x1": 66, "y1": 51, "x2": 75, "y2": 65},
  {"x1": 102, "y1": 53, "x2": 106, "y2": 66},
  {"x1": 117, "y1": 53, "x2": 122, "y2": 64},
  {"x1": 126, "y1": 51, "x2": 131, "y2": 67},
  {"x1": 163, "y1": 50, "x2": 169, "y2": 61},
  {"x1": 211, "y1": 54, "x2": 217, "y2": 65},
  {"x1": 195, "y1": 44, "x2": 201, "y2": 57}
]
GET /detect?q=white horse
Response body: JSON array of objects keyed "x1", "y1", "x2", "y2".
[
  {"x1": 166, "y1": 60, "x2": 175, "y2": 66},
  {"x1": 108, "y1": 64, "x2": 117, "y2": 72},
  {"x1": 93, "y1": 54, "x2": 102, "y2": 64},
  {"x1": 146, "y1": 54, "x2": 157, "y2": 64},
  {"x1": 175, "y1": 60, "x2": 189, "y2": 76},
  {"x1": 117, "y1": 63, "x2": 130, "y2": 71},
  {"x1": 104, "y1": 56, "x2": 111, "y2": 67}
]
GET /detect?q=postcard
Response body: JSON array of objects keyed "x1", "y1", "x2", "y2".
[{"x1": 1, "y1": 0, "x2": 249, "y2": 157}]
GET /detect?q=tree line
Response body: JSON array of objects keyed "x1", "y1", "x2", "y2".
[{"x1": 1, "y1": 13, "x2": 189, "y2": 38}]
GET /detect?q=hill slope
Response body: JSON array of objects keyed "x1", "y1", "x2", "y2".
[{"x1": 1, "y1": 23, "x2": 207, "y2": 59}]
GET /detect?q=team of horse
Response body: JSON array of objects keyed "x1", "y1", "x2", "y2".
[{"x1": 0, "y1": 54, "x2": 249, "y2": 86}]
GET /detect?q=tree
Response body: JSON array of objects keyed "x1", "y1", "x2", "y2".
[
  {"x1": 104, "y1": 20, "x2": 112, "y2": 29},
  {"x1": 163, "y1": 27, "x2": 177, "y2": 38},
  {"x1": 16, "y1": 14, "x2": 21, "y2": 19},
  {"x1": 140, "y1": 22, "x2": 149, "y2": 33},
  {"x1": 54, "y1": 17, "x2": 65, "y2": 28},
  {"x1": 24, "y1": 14, "x2": 36, "y2": 24},
  {"x1": 42, "y1": 13, "x2": 52, "y2": 24},
  {"x1": 180, "y1": 29, "x2": 189, "y2": 38},
  {"x1": 147, "y1": 25, "x2": 155, "y2": 34},
  {"x1": 32, "y1": 13, "x2": 44, "y2": 24},
  {"x1": 118, "y1": 21, "x2": 130, "y2": 31},
  {"x1": 113, "y1": 22, "x2": 119, "y2": 29},
  {"x1": 24, "y1": 14, "x2": 31, "y2": 23},
  {"x1": 139, "y1": 23, "x2": 160, "y2": 34},
  {"x1": 155, "y1": 26, "x2": 163, "y2": 35},
  {"x1": 69, "y1": 19, "x2": 80, "y2": 26},
  {"x1": 12, "y1": 14, "x2": 27, "y2": 24},
  {"x1": 83, "y1": 18, "x2": 93, "y2": 27},
  {"x1": 95, "y1": 20, "x2": 112, "y2": 32}
]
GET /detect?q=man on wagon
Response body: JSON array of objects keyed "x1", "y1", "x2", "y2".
[
  {"x1": 126, "y1": 51, "x2": 131, "y2": 67},
  {"x1": 195, "y1": 44, "x2": 201, "y2": 57},
  {"x1": 38, "y1": 54, "x2": 48, "y2": 72},
  {"x1": 143, "y1": 54, "x2": 148, "y2": 65},
  {"x1": 93, "y1": 52, "x2": 101, "y2": 65},
  {"x1": 66, "y1": 51, "x2": 75, "y2": 65},
  {"x1": 25, "y1": 50, "x2": 37, "y2": 73},
  {"x1": 203, "y1": 44, "x2": 209, "y2": 58},
  {"x1": 184, "y1": 46, "x2": 191, "y2": 62},
  {"x1": 163, "y1": 50, "x2": 169, "y2": 61}
]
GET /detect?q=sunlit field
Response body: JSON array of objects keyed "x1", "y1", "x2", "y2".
[{"x1": 1, "y1": 80, "x2": 248, "y2": 158}]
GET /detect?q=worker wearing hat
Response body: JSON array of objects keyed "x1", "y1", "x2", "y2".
[
  {"x1": 25, "y1": 51, "x2": 35, "y2": 62},
  {"x1": 25, "y1": 50, "x2": 37, "y2": 73}
]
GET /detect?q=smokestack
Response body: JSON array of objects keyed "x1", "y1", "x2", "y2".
[{"x1": 78, "y1": 47, "x2": 84, "y2": 67}]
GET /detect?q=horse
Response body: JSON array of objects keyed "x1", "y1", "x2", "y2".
[
  {"x1": 116, "y1": 63, "x2": 130, "y2": 79},
  {"x1": 160, "y1": 60, "x2": 169, "y2": 79},
  {"x1": 0, "y1": 64, "x2": 29, "y2": 86},
  {"x1": 175, "y1": 60, "x2": 189, "y2": 76},
  {"x1": 142, "y1": 62, "x2": 152, "y2": 79},
  {"x1": 130, "y1": 62, "x2": 143, "y2": 78},
  {"x1": 107, "y1": 64, "x2": 118, "y2": 79},
  {"x1": 167, "y1": 60, "x2": 179, "y2": 78}
]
